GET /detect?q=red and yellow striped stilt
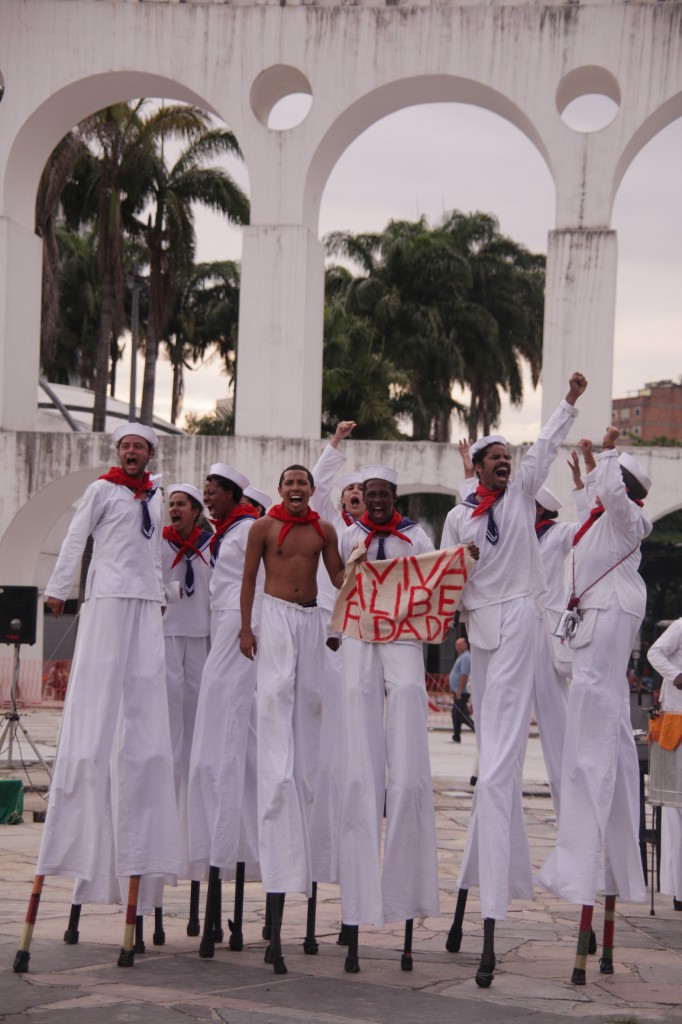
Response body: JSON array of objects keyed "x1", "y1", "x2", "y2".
[
  {"x1": 117, "y1": 875, "x2": 140, "y2": 967},
  {"x1": 13, "y1": 874, "x2": 46, "y2": 973},
  {"x1": 571, "y1": 903, "x2": 594, "y2": 985},
  {"x1": 600, "y1": 895, "x2": 616, "y2": 974}
]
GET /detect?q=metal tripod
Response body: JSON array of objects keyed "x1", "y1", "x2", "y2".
[{"x1": 0, "y1": 642, "x2": 53, "y2": 778}]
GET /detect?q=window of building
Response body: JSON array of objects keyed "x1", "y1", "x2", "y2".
[
  {"x1": 634, "y1": 407, "x2": 641, "y2": 417},
  {"x1": 632, "y1": 426, "x2": 641, "y2": 436},
  {"x1": 621, "y1": 408, "x2": 630, "y2": 421}
]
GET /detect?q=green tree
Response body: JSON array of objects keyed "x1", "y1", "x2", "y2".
[{"x1": 134, "y1": 120, "x2": 248, "y2": 425}]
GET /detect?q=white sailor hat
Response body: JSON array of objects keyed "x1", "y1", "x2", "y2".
[
  {"x1": 535, "y1": 484, "x2": 562, "y2": 512},
  {"x1": 243, "y1": 485, "x2": 272, "y2": 511},
  {"x1": 360, "y1": 465, "x2": 398, "y2": 486},
  {"x1": 619, "y1": 452, "x2": 651, "y2": 494},
  {"x1": 469, "y1": 434, "x2": 507, "y2": 461},
  {"x1": 112, "y1": 422, "x2": 158, "y2": 448},
  {"x1": 335, "y1": 471, "x2": 363, "y2": 492},
  {"x1": 167, "y1": 483, "x2": 205, "y2": 510},
  {"x1": 208, "y1": 463, "x2": 250, "y2": 491}
]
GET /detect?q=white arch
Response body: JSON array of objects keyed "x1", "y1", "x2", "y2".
[
  {"x1": 303, "y1": 75, "x2": 553, "y2": 231},
  {"x1": 612, "y1": 94, "x2": 682, "y2": 219}
]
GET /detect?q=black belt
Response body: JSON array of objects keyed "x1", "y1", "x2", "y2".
[{"x1": 299, "y1": 599, "x2": 317, "y2": 608}]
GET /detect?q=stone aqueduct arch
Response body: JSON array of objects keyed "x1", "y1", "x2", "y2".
[{"x1": 0, "y1": 0, "x2": 681, "y2": 616}]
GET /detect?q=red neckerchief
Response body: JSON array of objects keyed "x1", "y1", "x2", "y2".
[
  {"x1": 535, "y1": 518, "x2": 556, "y2": 536},
  {"x1": 209, "y1": 502, "x2": 259, "y2": 559},
  {"x1": 267, "y1": 502, "x2": 327, "y2": 551},
  {"x1": 573, "y1": 497, "x2": 644, "y2": 547},
  {"x1": 358, "y1": 509, "x2": 413, "y2": 549},
  {"x1": 470, "y1": 483, "x2": 504, "y2": 518},
  {"x1": 99, "y1": 466, "x2": 154, "y2": 500},
  {"x1": 341, "y1": 509, "x2": 354, "y2": 526},
  {"x1": 162, "y1": 524, "x2": 209, "y2": 567}
]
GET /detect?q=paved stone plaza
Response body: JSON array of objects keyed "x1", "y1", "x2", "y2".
[{"x1": 1, "y1": 710, "x2": 681, "y2": 1023}]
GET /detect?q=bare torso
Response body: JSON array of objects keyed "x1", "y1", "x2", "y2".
[{"x1": 261, "y1": 517, "x2": 328, "y2": 604}]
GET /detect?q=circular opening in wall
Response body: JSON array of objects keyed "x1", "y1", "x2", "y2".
[
  {"x1": 250, "y1": 65, "x2": 313, "y2": 131},
  {"x1": 556, "y1": 66, "x2": 620, "y2": 133}
]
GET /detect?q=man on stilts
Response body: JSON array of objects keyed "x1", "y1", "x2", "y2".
[
  {"x1": 536, "y1": 426, "x2": 650, "y2": 983},
  {"x1": 15, "y1": 423, "x2": 180, "y2": 972},
  {"x1": 440, "y1": 373, "x2": 587, "y2": 986}
]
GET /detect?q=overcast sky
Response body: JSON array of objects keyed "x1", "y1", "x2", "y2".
[{"x1": 121, "y1": 98, "x2": 682, "y2": 444}]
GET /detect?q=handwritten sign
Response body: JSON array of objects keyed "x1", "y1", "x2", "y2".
[{"x1": 329, "y1": 545, "x2": 472, "y2": 644}]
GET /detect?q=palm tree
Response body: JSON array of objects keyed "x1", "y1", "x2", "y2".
[
  {"x1": 135, "y1": 123, "x2": 248, "y2": 425},
  {"x1": 164, "y1": 260, "x2": 241, "y2": 424}
]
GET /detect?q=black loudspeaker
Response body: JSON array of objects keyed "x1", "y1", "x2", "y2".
[{"x1": 0, "y1": 585, "x2": 39, "y2": 645}]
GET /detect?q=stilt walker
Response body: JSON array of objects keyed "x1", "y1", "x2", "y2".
[
  {"x1": 537, "y1": 431, "x2": 651, "y2": 982},
  {"x1": 442, "y1": 375, "x2": 587, "y2": 985},
  {"x1": 14, "y1": 424, "x2": 180, "y2": 972}
]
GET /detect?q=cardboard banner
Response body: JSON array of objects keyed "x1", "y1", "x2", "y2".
[{"x1": 330, "y1": 544, "x2": 472, "y2": 644}]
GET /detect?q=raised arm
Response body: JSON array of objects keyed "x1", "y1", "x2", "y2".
[
  {"x1": 310, "y1": 421, "x2": 356, "y2": 521},
  {"x1": 517, "y1": 372, "x2": 586, "y2": 496}
]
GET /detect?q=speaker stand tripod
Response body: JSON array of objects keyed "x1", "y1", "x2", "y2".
[{"x1": 0, "y1": 643, "x2": 53, "y2": 779}]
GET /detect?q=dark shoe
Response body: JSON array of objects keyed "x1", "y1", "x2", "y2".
[
  {"x1": 452, "y1": 737, "x2": 461, "y2": 743},
  {"x1": 674, "y1": 898, "x2": 682, "y2": 911},
  {"x1": 469, "y1": 776, "x2": 478, "y2": 787}
]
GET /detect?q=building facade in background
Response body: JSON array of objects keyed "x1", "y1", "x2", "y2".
[{"x1": 612, "y1": 379, "x2": 682, "y2": 443}]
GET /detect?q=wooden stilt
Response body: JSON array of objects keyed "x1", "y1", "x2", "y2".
[
  {"x1": 344, "y1": 924, "x2": 360, "y2": 973},
  {"x1": 571, "y1": 904, "x2": 594, "y2": 985},
  {"x1": 13, "y1": 874, "x2": 45, "y2": 973},
  {"x1": 199, "y1": 865, "x2": 220, "y2": 958},
  {"x1": 153, "y1": 906, "x2": 165, "y2": 946},
  {"x1": 475, "y1": 917, "x2": 496, "y2": 988},
  {"x1": 228, "y1": 861, "x2": 245, "y2": 951},
  {"x1": 303, "y1": 881, "x2": 319, "y2": 954},
  {"x1": 117, "y1": 875, "x2": 140, "y2": 967},
  {"x1": 599, "y1": 895, "x2": 616, "y2": 974},
  {"x1": 187, "y1": 880, "x2": 201, "y2": 937},
  {"x1": 64, "y1": 903, "x2": 81, "y2": 945},
  {"x1": 445, "y1": 887, "x2": 468, "y2": 953},
  {"x1": 265, "y1": 892, "x2": 287, "y2": 974},
  {"x1": 401, "y1": 918, "x2": 413, "y2": 971},
  {"x1": 134, "y1": 914, "x2": 145, "y2": 954}
]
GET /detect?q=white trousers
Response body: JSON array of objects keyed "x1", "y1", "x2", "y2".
[
  {"x1": 458, "y1": 596, "x2": 536, "y2": 920},
  {"x1": 532, "y1": 616, "x2": 569, "y2": 822},
  {"x1": 536, "y1": 596, "x2": 646, "y2": 905},
  {"x1": 37, "y1": 598, "x2": 180, "y2": 882},
  {"x1": 308, "y1": 639, "x2": 345, "y2": 884},
  {"x1": 187, "y1": 609, "x2": 258, "y2": 877},
  {"x1": 660, "y1": 807, "x2": 682, "y2": 901},
  {"x1": 338, "y1": 637, "x2": 440, "y2": 927},
  {"x1": 256, "y1": 595, "x2": 324, "y2": 896}
]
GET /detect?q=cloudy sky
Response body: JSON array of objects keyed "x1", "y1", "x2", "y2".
[{"x1": 121, "y1": 97, "x2": 682, "y2": 444}]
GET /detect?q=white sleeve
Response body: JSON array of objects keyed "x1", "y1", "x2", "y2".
[
  {"x1": 45, "y1": 483, "x2": 106, "y2": 601},
  {"x1": 441, "y1": 509, "x2": 462, "y2": 549},
  {"x1": 517, "y1": 399, "x2": 579, "y2": 497},
  {"x1": 647, "y1": 620, "x2": 682, "y2": 682},
  {"x1": 310, "y1": 443, "x2": 346, "y2": 522},
  {"x1": 596, "y1": 450, "x2": 652, "y2": 544}
]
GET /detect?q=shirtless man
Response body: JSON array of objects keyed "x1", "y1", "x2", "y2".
[{"x1": 239, "y1": 465, "x2": 345, "y2": 973}]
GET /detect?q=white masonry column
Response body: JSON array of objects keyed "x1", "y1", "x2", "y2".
[
  {"x1": 541, "y1": 228, "x2": 617, "y2": 442},
  {"x1": 0, "y1": 217, "x2": 42, "y2": 431},
  {"x1": 235, "y1": 224, "x2": 325, "y2": 439}
]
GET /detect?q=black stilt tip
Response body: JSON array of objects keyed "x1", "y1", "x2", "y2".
[
  {"x1": 674, "y1": 898, "x2": 682, "y2": 912},
  {"x1": 117, "y1": 948, "x2": 135, "y2": 968},
  {"x1": 272, "y1": 955, "x2": 288, "y2": 974},
  {"x1": 13, "y1": 950, "x2": 30, "y2": 973},
  {"x1": 303, "y1": 936, "x2": 319, "y2": 955},
  {"x1": 400, "y1": 953, "x2": 413, "y2": 972},
  {"x1": 187, "y1": 921, "x2": 200, "y2": 937},
  {"x1": 344, "y1": 954, "x2": 360, "y2": 973},
  {"x1": 227, "y1": 920, "x2": 244, "y2": 952},
  {"x1": 264, "y1": 946, "x2": 273, "y2": 964},
  {"x1": 599, "y1": 956, "x2": 614, "y2": 975},
  {"x1": 571, "y1": 967, "x2": 586, "y2": 985},
  {"x1": 445, "y1": 924, "x2": 462, "y2": 953},
  {"x1": 212, "y1": 926, "x2": 224, "y2": 943},
  {"x1": 337, "y1": 924, "x2": 350, "y2": 946},
  {"x1": 262, "y1": 924, "x2": 272, "y2": 940},
  {"x1": 198, "y1": 939, "x2": 215, "y2": 959},
  {"x1": 475, "y1": 956, "x2": 495, "y2": 989},
  {"x1": 588, "y1": 929, "x2": 597, "y2": 955},
  {"x1": 152, "y1": 929, "x2": 165, "y2": 946},
  {"x1": 63, "y1": 928, "x2": 79, "y2": 945},
  {"x1": 133, "y1": 938, "x2": 145, "y2": 954}
]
